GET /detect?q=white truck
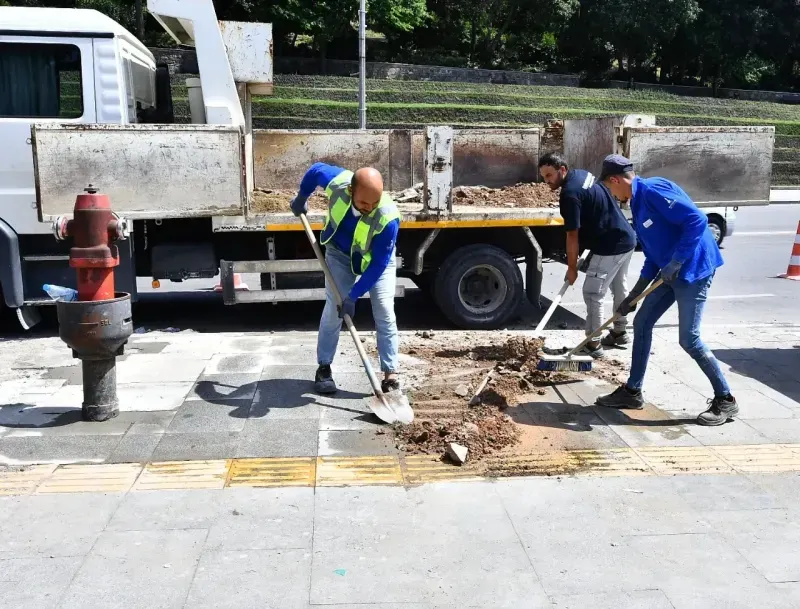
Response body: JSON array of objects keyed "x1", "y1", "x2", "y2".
[{"x1": 0, "y1": 1, "x2": 775, "y2": 331}]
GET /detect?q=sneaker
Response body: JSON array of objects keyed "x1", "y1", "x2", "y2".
[
  {"x1": 696, "y1": 395, "x2": 739, "y2": 426},
  {"x1": 314, "y1": 365, "x2": 337, "y2": 394},
  {"x1": 601, "y1": 329, "x2": 630, "y2": 347},
  {"x1": 577, "y1": 340, "x2": 605, "y2": 359},
  {"x1": 381, "y1": 378, "x2": 401, "y2": 393},
  {"x1": 595, "y1": 385, "x2": 644, "y2": 410}
]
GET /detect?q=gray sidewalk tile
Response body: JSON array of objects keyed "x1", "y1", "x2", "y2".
[
  {"x1": 668, "y1": 474, "x2": 782, "y2": 511},
  {"x1": 748, "y1": 383, "x2": 800, "y2": 410},
  {"x1": 167, "y1": 399, "x2": 250, "y2": 433},
  {"x1": 732, "y1": 389, "x2": 795, "y2": 419},
  {"x1": 317, "y1": 396, "x2": 378, "y2": 431},
  {"x1": 116, "y1": 355, "x2": 208, "y2": 383},
  {"x1": 256, "y1": 344, "x2": 320, "y2": 366},
  {"x1": 214, "y1": 335, "x2": 275, "y2": 354},
  {"x1": 260, "y1": 364, "x2": 317, "y2": 381},
  {"x1": 318, "y1": 429, "x2": 396, "y2": 456},
  {"x1": 123, "y1": 411, "x2": 176, "y2": 434},
  {"x1": 0, "y1": 496, "x2": 22, "y2": 524},
  {"x1": 151, "y1": 432, "x2": 240, "y2": 462},
  {"x1": 0, "y1": 556, "x2": 82, "y2": 609},
  {"x1": 685, "y1": 419, "x2": 772, "y2": 446},
  {"x1": 2, "y1": 406, "x2": 133, "y2": 438},
  {"x1": 106, "y1": 431, "x2": 163, "y2": 463},
  {"x1": 186, "y1": 374, "x2": 259, "y2": 402},
  {"x1": 236, "y1": 418, "x2": 319, "y2": 458},
  {"x1": 746, "y1": 473, "x2": 800, "y2": 508},
  {"x1": 184, "y1": 548, "x2": 311, "y2": 609},
  {"x1": 593, "y1": 406, "x2": 700, "y2": 448},
  {"x1": 108, "y1": 489, "x2": 222, "y2": 532},
  {"x1": 0, "y1": 493, "x2": 121, "y2": 559},
  {"x1": 644, "y1": 382, "x2": 708, "y2": 414},
  {"x1": 548, "y1": 589, "x2": 675, "y2": 609},
  {"x1": 205, "y1": 487, "x2": 314, "y2": 551},
  {"x1": 249, "y1": 379, "x2": 322, "y2": 420},
  {"x1": 204, "y1": 353, "x2": 271, "y2": 375},
  {"x1": 116, "y1": 382, "x2": 194, "y2": 412},
  {"x1": 705, "y1": 508, "x2": 800, "y2": 583},
  {"x1": 58, "y1": 529, "x2": 206, "y2": 609},
  {"x1": 516, "y1": 408, "x2": 628, "y2": 450},
  {"x1": 305, "y1": 605, "x2": 434, "y2": 609},
  {"x1": 0, "y1": 434, "x2": 122, "y2": 466},
  {"x1": 628, "y1": 533, "x2": 793, "y2": 609}
]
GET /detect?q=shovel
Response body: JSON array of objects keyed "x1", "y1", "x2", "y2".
[{"x1": 299, "y1": 213, "x2": 414, "y2": 425}]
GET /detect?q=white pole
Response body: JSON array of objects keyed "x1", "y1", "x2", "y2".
[{"x1": 358, "y1": 0, "x2": 367, "y2": 129}]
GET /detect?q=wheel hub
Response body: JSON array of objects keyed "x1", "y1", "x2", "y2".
[{"x1": 458, "y1": 264, "x2": 508, "y2": 314}]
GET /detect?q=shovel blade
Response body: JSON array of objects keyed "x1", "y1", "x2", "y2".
[{"x1": 367, "y1": 392, "x2": 415, "y2": 425}]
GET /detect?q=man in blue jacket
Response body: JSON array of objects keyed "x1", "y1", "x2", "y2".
[
  {"x1": 595, "y1": 155, "x2": 738, "y2": 426},
  {"x1": 291, "y1": 163, "x2": 401, "y2": 396}
]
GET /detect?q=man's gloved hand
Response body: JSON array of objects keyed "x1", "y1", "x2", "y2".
[
  {"x1": 661, "y1": 260, "x2": 682, "y2": 283},
  {"x1": 617, "y1": 276, "x2": 652, "y2": 316},
  {"x1": 290, "y1": 196, "x2": 308, "y2": 217},
  {"x1": 338, "y1": 296, "x2": 356, "y2": 320}
]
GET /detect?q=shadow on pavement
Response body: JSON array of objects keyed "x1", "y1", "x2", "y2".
[{"x1": 715, "y1": 347, "x2": 800, "y2": 403}]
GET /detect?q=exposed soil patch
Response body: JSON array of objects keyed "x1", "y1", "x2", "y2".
[
  {"x1": 250, "y1": 189, "x2": 328, "y2": 214},
  {"x1": 451, "y1": 183, "x2": 559, "y2": 208}
]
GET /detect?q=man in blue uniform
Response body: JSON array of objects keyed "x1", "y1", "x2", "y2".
[
  {"x1": 291, "y1": 163, "x2": 401, "y2": 396},
  {"x1": 596, "y1": 155, "x2": 738, "y2": 426},
  {"x1": 538, "y1": 153, "x2": 637, "y2": 358}
]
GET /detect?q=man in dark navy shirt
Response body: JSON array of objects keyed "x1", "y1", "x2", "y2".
[{"x1": 538, "y1": 153, "x2": 637, "y2": 357}]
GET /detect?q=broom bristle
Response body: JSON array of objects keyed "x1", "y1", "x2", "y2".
[{"x1": 536, "y1": 359, "x2": 593, "y2": 372}]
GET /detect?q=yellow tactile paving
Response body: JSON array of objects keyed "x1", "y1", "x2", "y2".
[
  {"x1": 133, "y1": 460, "x2": 231, "y2": 491},
  {"x1": 36, "y1": 463, "x2": 142, "y2": 494},
  {"x1": 316, "y1": 456, "x2": 403, "y2": 486},
  {"x1": 3, "y1": 443, "x2": 800, "y2": 495},
  {"x1": 0, "y1": 464, "x2": 57, "y2": 495},
  {"x1": 227, "y1": 458, "x2": 316, "y2": 487}
]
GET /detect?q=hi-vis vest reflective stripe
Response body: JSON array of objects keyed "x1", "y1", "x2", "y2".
[{"x1": 320, "y1": 170, "x2": 401, "y2": 274}]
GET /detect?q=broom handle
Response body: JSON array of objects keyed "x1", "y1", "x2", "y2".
[
  {"x1": 534, "y1": 252, "x2": 590, "y2": 334},
  {"x1": 299, "y1": 214, "x2": 386, "y2": 401},
  {"x1": 566, "y1": 278, "x2": 664, "y2": 357}
]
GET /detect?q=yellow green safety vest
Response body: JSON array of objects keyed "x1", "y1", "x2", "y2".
[{"x1": 320, "y1": 170, "x2": 401, "y2": 274}]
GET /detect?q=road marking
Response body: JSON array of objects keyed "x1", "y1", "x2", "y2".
[{"x1": 735, "y1": 231, "x2": 796, "y2": 236}]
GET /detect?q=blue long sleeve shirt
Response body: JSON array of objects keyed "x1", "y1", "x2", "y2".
[
  {"x1": 630, "y1": 177, "x2": 723, "y2": 283},
  {"x1": 297, "y1": 162, "x2": 399, "y2": 300}
]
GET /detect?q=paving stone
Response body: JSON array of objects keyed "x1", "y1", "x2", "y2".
[
  {"x1": 549, "y1": 589, "x2": 675, "y2": 609},
  {"x1": 0, "y1": 434, "x2": 122, "y2": 466},
  {"x1": 668, "y1": 473, "x2": 782, "y2": 511},
  {"x1": 628, "y1": 532, "x2": 793, "y2": 609},
  {"x1": 685, "y1": 419, "x2": 771, "y2": 446},
  {"x1": 318, "y1": 429, "x2": 396, "y2": 457},
  {"x1": 185, "y1": 548, "x2": 311, "y2": 609},
  {"x1": 0, "y1": 493, "x2": 121, "y2": 558},
  {"x1": 593, "y1": 405, "x2": 700, "y2": 448},
  {"x1": 41, "y1": 365, "x2": 83, "y2": 385},
  {"x1": 122, "y1": 411, "x2": 177, "y2": 434},
  {"x1": 236, "y1": 418, "x2": 319, "y2": 458},
  {"x1": 260, "y1": 364, "x2": 318, "y2": 381},
  {"x1": 249, "y1": 379, "x2": 321, "y2": 420},
  {"x1": 150, "y1": 432, "x2": 240, "y2": 462},
  {"x1": 58, "y1": 529, "x2": 206, "y2": 609},
  {"x1": 317, "y1": 395, "x2": 379, "y2": 431},
  {"x1": 187, "y1": 374, "x2": 259, "y2": 402},
  {"x1": 115, "y1": 382, "x2": 194, "y2": 412},
  {"x1": 214, "y1": 335, "x2": 275, "y2": 354},
  {"x1": 516, "y1": 408, "x2": 628, "y2": 451},
  {"x1": 108, "y1": 489, "x2": 222, "y2": 531},
  {"x1": 116, "y1": 354, "x2": 208, "y2": 383},
  {"x1": 746, "y1": 473, "x2": 800, "y2": 508},
  {"x1": 0, "y1": 496, "x2": 22, "y2": 524},
  {"x1": 0, "y1": 556, "x2": 82, "y2": 609},
  {"x1": 204, "y1": 354, "x2": 271, "y2": 375},
  {"x1": 731, "y1": 390, "x2": 795, "y2": 419},
  {"x1": 106, "y1": 432, "x2": 163, "y2": 463},
  {"x1": 706, "y1": 507, "x2": 800, "y2": 583},
  {"x1": 2, "y1": 406, "x2": 133, "y2": 438},
  {"x1": 205, "y1": 487, "x2": 314, "y2": 551},
  {"x1": 643, "y1": 382, "x2": 708, "y2": 413},
  {"x1": 167, "y1": 400, "x2": 250, "y2": 433}
]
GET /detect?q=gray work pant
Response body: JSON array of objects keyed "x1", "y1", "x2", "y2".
[{"x1": 583, "y1": 250, "x2": 634, "y2": 339}]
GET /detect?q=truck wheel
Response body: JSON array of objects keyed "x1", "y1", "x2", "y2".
[
  {"x1": 433, "y1": 244, "x2": 522, "y2": 329},
  {"x1": 707, "y1": 214, "x2": 725, "y2": 246}
]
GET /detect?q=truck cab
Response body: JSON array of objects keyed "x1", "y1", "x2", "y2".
[{"x1": 0, "y1": 7, "x2": 157, "y2": 325}]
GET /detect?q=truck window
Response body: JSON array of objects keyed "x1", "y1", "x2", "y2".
[{"x1": 0, "y1": 42, "x2": 82, "y2": 119}]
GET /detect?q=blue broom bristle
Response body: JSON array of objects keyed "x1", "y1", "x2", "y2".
[{"x1": 536, "y1": 359, "x2": 593, "y2": 372}]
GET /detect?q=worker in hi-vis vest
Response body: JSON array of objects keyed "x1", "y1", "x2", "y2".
[{"x1": 291, "y1": 163, "x2": 402, "y2": 396}]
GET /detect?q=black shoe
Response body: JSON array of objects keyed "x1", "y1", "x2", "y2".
[
  {"x1": 601, "y1": 330, "x2": 630, "y2": 347},
  {"x1": 381, "y1": 378, "x2": 400, "y2": 393},
  {"x1": 314, "y1": 365, "x2": 337, "y2": 394},
  {"x1": 596, "y1": 385, "x2": 644, "y2": 410},
  {"x1": 696, "y1": 395, "x2": 739, "y2": 426},
  {"x1": 577, "y1": 340, "x2": 605, "y2": 359}
]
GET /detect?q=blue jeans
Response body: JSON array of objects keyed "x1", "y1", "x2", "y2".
[
  {"x1": 627, "y1": 273, "x2": 731, "y2": 397},
  {"x1": 317, "y1": 245, "x2": 399, "y2": 373}
]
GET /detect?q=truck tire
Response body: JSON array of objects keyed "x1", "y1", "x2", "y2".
[{"x1": 433, "y1": 244, "x2": 523, "y2": 329}]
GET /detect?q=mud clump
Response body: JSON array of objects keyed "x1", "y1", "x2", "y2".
[
  {"x1": 395, "y1": 405, "x2": 520, "y2": 459},
  {"x1": 250, "y1": 189, "x2": 328, "y2": 214}
]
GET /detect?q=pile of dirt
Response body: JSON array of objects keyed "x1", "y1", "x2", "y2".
[
  {"x1": 250, "y1": 189, "x2": 328, "y2": 214},
  {"x1": 451, "y1": 183, "x2": 559, "y2": 209},
  {"x1": 394, "y1": 404, "x2": 520, "y2": 459}
]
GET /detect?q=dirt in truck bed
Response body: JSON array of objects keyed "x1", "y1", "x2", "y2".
[
  {"x1": 250, "y1": 182, "x2": 559, "y2": 214},
  {"x1": 387, "y1": 333, "x2": 608, "y2": 462}
]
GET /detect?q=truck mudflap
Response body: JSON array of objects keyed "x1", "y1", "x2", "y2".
[
  {"x1": 219, "y1": 259, "x2": 405, "y2": 305},
  {"x1": 0, "y1": 218, "x2": 24, "y2": 308}
]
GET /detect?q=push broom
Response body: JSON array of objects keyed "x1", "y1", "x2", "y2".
[{"x1": 537, "y1": 278, "x2": 664, "y2": 372}]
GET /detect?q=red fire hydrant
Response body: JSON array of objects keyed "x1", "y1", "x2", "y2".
[{"x1": 53, "y1": 186, "x2": 133, "y2": 422}]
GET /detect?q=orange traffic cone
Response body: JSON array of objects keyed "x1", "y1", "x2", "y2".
[
  {"x1": 778, "y1": 221, "x2": 800, "y2": 280},
  {"x1": 214, "y1": 273, "x2": 249, "y2": 292}
]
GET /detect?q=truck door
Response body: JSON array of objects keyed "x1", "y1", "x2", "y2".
[{"x1": 0, "y1": 36, "x2": 96, "y2": 236}]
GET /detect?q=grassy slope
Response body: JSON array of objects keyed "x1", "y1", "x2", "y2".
[{"x1": 169, "y1": 74, "x2": 800, "y2": 185}]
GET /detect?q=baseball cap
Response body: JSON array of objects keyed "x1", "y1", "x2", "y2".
[{"x1": 598, "y1": 154, "x2": 634, "y2": 181}]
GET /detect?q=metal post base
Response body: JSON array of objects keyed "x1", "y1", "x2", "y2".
[{"x1": 81, "y1": 358, "x2": 119, "y2": 422}]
